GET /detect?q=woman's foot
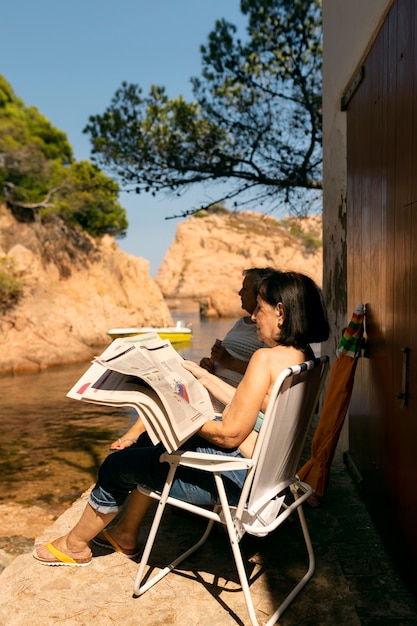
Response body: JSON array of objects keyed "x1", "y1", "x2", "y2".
[
  {"x1": 92, "y1": 527, "x2": 140, "y2": 558},
  {"x1": 109, "y1": 419, "x2": 146, "y2": 450},
  {"x1": 33, "y1": 536, "x2": 92, "y2": 566},
  {"x1": 109, "y1": 437, "x2": 137, "y2": 451}
]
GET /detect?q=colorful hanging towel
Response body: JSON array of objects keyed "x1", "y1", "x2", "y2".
[{"x1": 336, "y1": 303, "x2": 365, "y2": 358}]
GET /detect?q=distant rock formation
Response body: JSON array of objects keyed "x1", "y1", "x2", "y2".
[
  {"x1": 156, "y1": 210, "x2": 322, "y2": 317},
  {"x1": 0, "y1": 204, "x2": 172, "y2": 374}
]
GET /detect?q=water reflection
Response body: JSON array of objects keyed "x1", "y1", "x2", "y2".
[{"x1": 0, "y1": 301, "x2": 237, "y2": 514}]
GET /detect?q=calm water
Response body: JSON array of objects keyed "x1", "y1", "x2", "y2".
[{"x1": 0, "y1": 301, "x2": 237, "y2": 514}]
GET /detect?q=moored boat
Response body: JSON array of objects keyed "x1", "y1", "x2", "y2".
[{"x1": 107, "y1": 321, "x2": 192, "y2": 344}]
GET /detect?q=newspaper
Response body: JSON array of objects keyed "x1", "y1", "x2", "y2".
[{"x1": 67, "y1": 332, "x2": 215, "y2": 452}]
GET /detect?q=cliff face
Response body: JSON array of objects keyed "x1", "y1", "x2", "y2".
[
  {"x1": 156, "y1": 210, "x2": 323, "y2": 317},
  {"x1": 0, "y1": 204, "x2": 172, "y2": 374}
]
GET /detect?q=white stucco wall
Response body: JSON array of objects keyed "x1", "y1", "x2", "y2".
[
  {"x1": 322, "y1": 0, "x2": 393, "y2": 334},
  {"x1": 321, "y1": 0, "x2": 394, "y2": 448},
  {"x1": 322, "y1": 0, "x2": 393, "y2": 332}
]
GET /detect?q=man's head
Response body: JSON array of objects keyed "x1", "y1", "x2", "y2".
[{"x1": 239, "y1": 267, "x2": 276, "y2": 314}]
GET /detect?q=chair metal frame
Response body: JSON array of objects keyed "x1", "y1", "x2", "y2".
[{"x1": 133, "y1": 356, "x2": 329, "y2": 626}]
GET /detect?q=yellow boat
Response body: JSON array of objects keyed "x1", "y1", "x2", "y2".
[{"x1": 107, "y1": 322, "x2": 192, "y2": 344}]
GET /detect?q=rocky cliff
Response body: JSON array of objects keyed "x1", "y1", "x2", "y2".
[
  {"x1": 0, "y1": 203, "x2": 172, "y2": 374},
  {"x1": 156, "y1": 210, "x2": 322, "y2": 317}
]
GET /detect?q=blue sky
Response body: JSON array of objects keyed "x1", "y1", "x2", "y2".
[{"x1": 1, "y1": 1, "x2": 247, "y2": 275}]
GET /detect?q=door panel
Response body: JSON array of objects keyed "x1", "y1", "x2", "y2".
[{"x1": 345, "y1": 0, "x2": 417, "y2": 592}]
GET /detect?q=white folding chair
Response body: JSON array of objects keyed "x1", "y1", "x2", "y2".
[{"x1": 133, "y1": 356, "x2": 329, "y2": 626}]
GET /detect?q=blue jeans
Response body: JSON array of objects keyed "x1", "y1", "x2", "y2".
[{"x1": 89, "y1": 432, "x2": 247, "y2": 514}]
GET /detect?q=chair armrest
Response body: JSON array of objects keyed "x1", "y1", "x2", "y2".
[{"x1": 160, "y1": 450, "x2": 253, "y2": 472}]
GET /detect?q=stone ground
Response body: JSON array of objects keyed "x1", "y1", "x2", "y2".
[{"x1": 0, "y1": 450, "x2": 416, "y2": 626}]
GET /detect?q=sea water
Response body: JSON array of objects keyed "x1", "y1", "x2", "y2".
[{"x1": 0, "y1": 301, "x2": 238, "y2": 512}]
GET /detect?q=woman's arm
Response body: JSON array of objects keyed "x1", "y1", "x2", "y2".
[{"x1": 183, "y1": 350, "x2": 271, "y2": 449}]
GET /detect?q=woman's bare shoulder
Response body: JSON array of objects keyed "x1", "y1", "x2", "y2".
[
  {"x1": 248, "y1": 347, "x2": 271, "y2": 366},
  {"x1": 250, "y1": 345, "x2": 304, "y2": 371}
]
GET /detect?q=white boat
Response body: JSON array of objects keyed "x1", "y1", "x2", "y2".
[{"x1": 107, "y1": 321, "x2": 192, "y2": 344}]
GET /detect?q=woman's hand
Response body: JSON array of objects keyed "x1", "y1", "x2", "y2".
[
  {"x1": 182, "y1": 359, "x2": 208, "y2": 380},
  {"x1": 183, "y1": 359, "x2": 238, "y2": 407}
]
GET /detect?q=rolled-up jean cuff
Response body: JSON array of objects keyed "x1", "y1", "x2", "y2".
[{"x1": 88, "y1": 493, "x2": 121, "y2": 515}]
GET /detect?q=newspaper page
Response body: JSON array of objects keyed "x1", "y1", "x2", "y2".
[
  {"x1": 67, "y1": 362, "x2": 171, "y2": 447},
  {"x1": 67, "y1": 333, "x2": 215, "y2": 451}
]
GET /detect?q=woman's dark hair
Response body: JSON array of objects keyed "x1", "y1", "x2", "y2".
[
  {"x1": 243, "y1": 267, "x2": 276, "y2": 296},
  {"x1": 257, "y1": 270, "x2": 329, "y2": 347}
]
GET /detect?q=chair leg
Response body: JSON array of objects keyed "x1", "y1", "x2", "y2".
[
  {"x1": 133, "y1": 465, "x2": 216, "y2": 597},
  {"x1": 222, "y1": 482, "x2": 315, "y2": 626},
  {"x1": 133, "y1": 514, "x2": 216, "y2": 597},
  {"x1": 263, "y1": 503, "x2": 315, "y2": 626},
  {"x1": 214, "y1": 474, "x2": 260, "y2": 626}
]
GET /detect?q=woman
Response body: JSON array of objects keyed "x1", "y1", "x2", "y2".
[
  {"x1": 33, "y1": 270, "x2": 329, "y2": 566},
  {"x1": 110, "y1": 267, "x2": 275, "y2": 449}
]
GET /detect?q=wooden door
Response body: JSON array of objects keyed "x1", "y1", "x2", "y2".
[{"x1": 345, "y1": 0, "x2": 417, "y2": 593}]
